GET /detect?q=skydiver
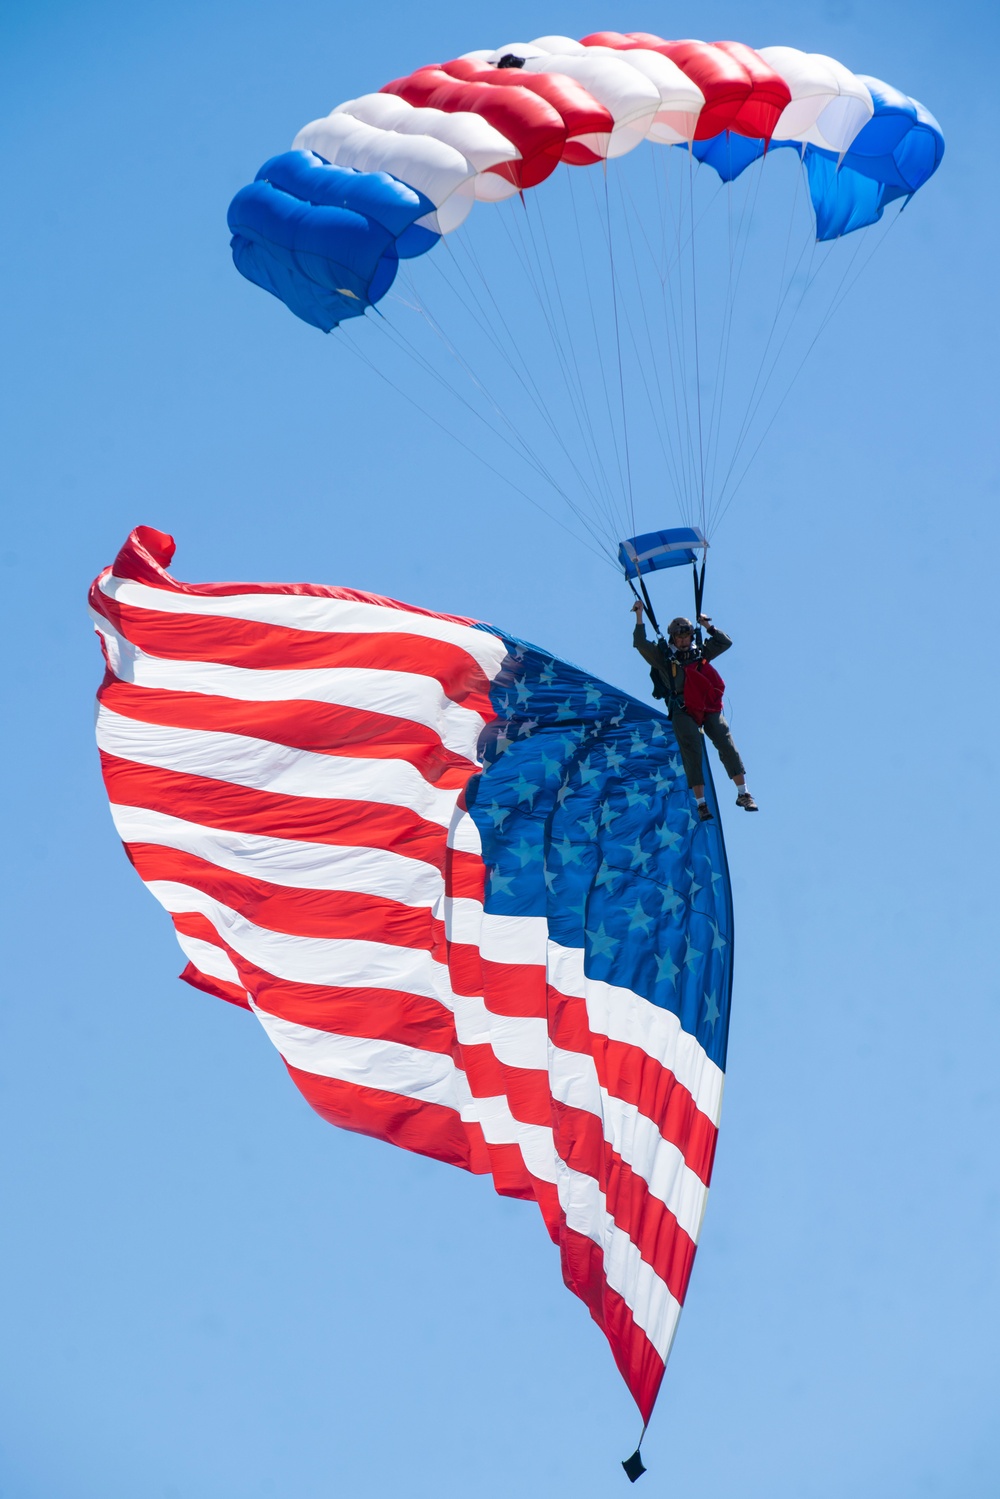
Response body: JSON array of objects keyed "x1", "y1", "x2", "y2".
[{"x1": 632, "y1": 601, "x2": 757, "y2": 821}]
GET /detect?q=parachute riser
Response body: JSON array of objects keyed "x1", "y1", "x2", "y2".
[
  {"x1": 626, "y1": 572, "x2": 661, "y2": 638},
  {"x1": 692, "y1": 556, "x2": 707, "y2": 647}
]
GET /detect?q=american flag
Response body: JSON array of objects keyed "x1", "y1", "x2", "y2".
[{"x1": 90, "y1": 526, "x2": 734, "y2": 1425}]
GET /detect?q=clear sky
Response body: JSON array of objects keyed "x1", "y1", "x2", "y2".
[{"x1": 2, "y1": 2, "x2": 998, "y2": 1496}]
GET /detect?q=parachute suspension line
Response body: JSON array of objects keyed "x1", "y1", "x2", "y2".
[
  {"x1": 338, "y1": 325, "x2": 615, "y2": 568},
  {"x1": 708, "y1": 154, "x2": 820, "y2": 530},
  {"x1": 686, "y1": 147, "x2": 709, "y2": 541},
  {"x1": 579, "y1": 168, "x2": 633, "y2": 536},
  {"x1": 711, "y1": 167, "x2": 872, "y2": 522},
  {"x1": 431, "y1": 231, "x2": 616, "y2": 538},
  {"x1": 371, "y1": 290, "x2": 615, "y2": 559},
  {"x1": 613, "y1": 163, "x2": 701, "y2": 528},
  {"x1": 502, "y1": 188, "x2": 624, "y2": 547},
  {"x1": 710, "y1": 204, "x2": 905, "y2": 533},
  {"x1": 603, "y1": 168, "x2": 637, "y2": 539},
  {"x1": 613, "y1": 173, "x2": 689, "y2": 526},
  {"x1": 521, "y1": 185, "x2": 626, "y2": 543},
  {"x1": 703, "y1": 151, "x2": 770, "y2": 529},
  {"x1": 649, "y1": 146, "x2": 701, "y2": 530},
  {"x1": 563, "y1": 169, "x2": 638, "y2": 541},
  {"x1": 662, "y1": 148, "x2": 703, "y2": 530},
  {"x1": 392, "y1": 280, "x2": 577, "y2": 497}
]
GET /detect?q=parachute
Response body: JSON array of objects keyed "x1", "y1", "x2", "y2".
[
  {"x1": 90, "y1": 527, "x2": 733, "y2": 1433},
  {"x1": 227, "y1": 31, "x2": 943, "y2": 562}
]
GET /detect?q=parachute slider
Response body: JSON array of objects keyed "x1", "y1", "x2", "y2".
[{"x1": 618, "y1": 526, "x2": 708, "y2": 579}]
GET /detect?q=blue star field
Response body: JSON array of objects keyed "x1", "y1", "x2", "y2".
[{"x1": 467, "y1": 629, "x2": 734, "y2": 1071}]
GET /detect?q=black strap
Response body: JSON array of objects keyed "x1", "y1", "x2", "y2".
[
  {"x1": 692, "y1": 556, "x2": 706, "y2": 646},
  {"x1": 627, "y1": 572, "x2": 661, "y2": 638}
]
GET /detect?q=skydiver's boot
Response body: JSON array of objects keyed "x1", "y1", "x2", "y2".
[
  {"x1": 736, "y1": 791, "x2": 758, "y2": 811},
  {"x1": 696, "y1": 800, "x2": 714, "y2": 822}
]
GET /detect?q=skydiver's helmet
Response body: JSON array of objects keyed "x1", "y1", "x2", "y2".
[{"x1": 667, "y1": 616, "x2": 695, "y2": 641}]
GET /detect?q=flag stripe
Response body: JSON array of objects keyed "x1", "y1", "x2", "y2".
[
  {"x1": 94, "y1": 567, "x2": 510, "y2": 677},
  {"x1": 93, "y1": 614, "x2": 489, "y2": 762},
  {"x1": 100, "y1": 754, "x2": 485, "y2": 893},
  {"x1": 98, "y1": 677, "x2": 478, "y2": 787},
  {"x1": 97, "y1": 706, "x2": 462, "y2": 828},
  {"x1": 93, "y1": 590, "x2": 497, "y2": 715}
]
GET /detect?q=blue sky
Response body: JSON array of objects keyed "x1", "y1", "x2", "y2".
[{"x1": 2, "y1": 2, "x2": 998, "y2": 1495}]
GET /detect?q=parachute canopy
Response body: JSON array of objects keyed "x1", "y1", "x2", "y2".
[
  {"x1": 90, "y1": 527, "x2": 734, "y2": 1423},
  {"x1": 228, "y1": 32, "x2": 943, "y2": 332}
]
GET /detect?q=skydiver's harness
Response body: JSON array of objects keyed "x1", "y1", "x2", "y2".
[{"x1": 647, "y1": 642, "x2": 726, "y2": 726}]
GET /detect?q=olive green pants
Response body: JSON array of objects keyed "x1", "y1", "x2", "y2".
[{"x1": 670, "y1": 707, "x2": 745, "y2": 790}]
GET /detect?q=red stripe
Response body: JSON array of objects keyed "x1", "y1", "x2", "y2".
[
  {"x1": 286, "y1": 1064, "x2": 492, "y2": 1173},
  {"x1": 100, "y1": 753, "x2": 484, "y2": 897},
  {"x1": 383, "y1": 65, "x2": 568, "y2": 189},
  {"x1": 441, "y1": 59, "x2": 615, "y2": 171},
  {"x1": 98, "y1": 528, "x2": 485, "y2": 630},
  {"x1": 713, "y1": 41, "x2": 791, "y2": 140},
  {"x1": 179, "y1": 960, "x2": 251, "y2": 1010},
  {"x1": 550, "y1": 1099, "x2": 696, "y2": 1306},
  {"x1": 546, "y1": 983, "x2": 718, "y2": 1186},
  {"x1": 285, "y1": 1066, "x2": 554, "y2": 1211},
  {"x1": 584, "y1": 33, "x2": 754, "y2": 139},
  {"x1": 92, "y1": 589, "x2": 495, "y2": 719},
  {"x1": 98, "y1": 676, "x2": 478, "y2": 789},
  {"x1": 558, "y1": 1225, "x2": 666, "y2": 1422}
]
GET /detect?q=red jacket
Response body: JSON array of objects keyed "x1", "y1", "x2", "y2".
[{"x1": 683, "y1": 660, "x2": 725, "y2": 725}]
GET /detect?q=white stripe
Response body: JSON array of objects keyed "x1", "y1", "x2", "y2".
[
  {"x1": 446, "y1": 807, "x2": 482, "y2": 855},
  {"x1": 547, "y1": 941, "x2": 725, "y2": 1126},
  {"x1": 93, "y1": 614, "x2": 487, "y2": 762},
  {"x1": 548, "y1": 1047, "x2": 707, "y2": 1240},
  {"x1": 96, "y1": 706, "x2": 462, "y2": 828},
  {"x1": 145, "y1": 883, "x2": 546, "y2": 1072},
  {"x1": 253, "y1": 1007, "x2": 682, "y2": 1359},
  {"x1": 173, "y1": 930, "x2": 243, "y2": 988},
  {"x1": 556, "y1": 1166, "x2": 682, "y2": 1358},
  {"x1": 109, "y1": 804, "x2": 447, "y2": 905},
  {"x1": 252, "y1": 1006, "x2": 558, "y2": 1183},
  {"x1": 97, "y1": 573, "x2": 509, "y2": 681},
  {"x1": 335, "y1": 93, "x2": 520, "y2": 174},
  {"x1": 150, "y1": 880, "x2": 450, "y2": 998},
  {"x1": 110, "y1": 802, "x2": 482, "y2": 935}
]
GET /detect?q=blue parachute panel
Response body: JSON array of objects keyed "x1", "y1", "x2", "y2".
[
  {"x1": 467, "y1": 629, "x2": 734, "y2": 1071},
  {"x1": 619, "y1": 527, "x2": 707, "y2": 580},
  {"x1": 806, "y1": 153, "x2": 887, "y2": 240},
  {"x1": 227, "y1": 151, "x2": 439, "y2": 332},
  {"x1": 688, "y1": 134, "x2": 801, "y2": 182},
  {"x1": 806, "y1": 79, "x2": 945, "y2": 240}
]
